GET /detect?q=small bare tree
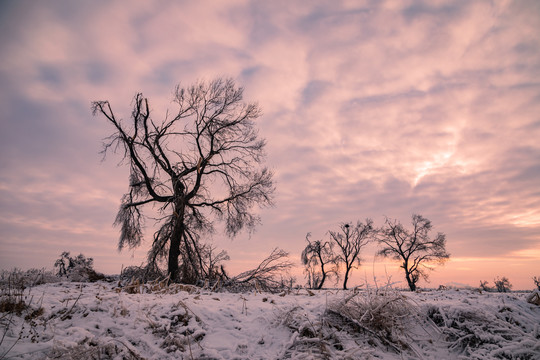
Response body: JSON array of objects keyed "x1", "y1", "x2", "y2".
[
  {"x1": 301, "y1": 233, "x2": 336, "y2": 289},
  {"x1": 330, "y1": 220, "x2": 374, "y2": 290},
  {"x1": 200, "y1": 244, "x2": 230, "y2": 285},
  {"x1": 92, "y1": 78, "x2": 274, "y2": 283},
  {"x1": 377, "y1": 214, "x2": 449, "y2": 291},
  {"x1": 534, "y1": 276, "x2": 540, "y2": 291}
]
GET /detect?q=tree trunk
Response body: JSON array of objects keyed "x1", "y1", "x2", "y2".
[
  {"x1": 317, "y1": 264, "x2": 326, "y2": 290},
  {"x1": 168, "y1": 221, "x2": 183, "y2": 282},
  {"x1": 317, "y1": 251, "x2": 326, "y2": 290},
  {"x1": 405, "y1": 271, "x2": 416, "y2": 291},
  {"x1": 343, "y1": 266, "x2": 350, "y2": 290},
  {"x1": 168, "y1": 203, "x2": 185, "y2": 283}
]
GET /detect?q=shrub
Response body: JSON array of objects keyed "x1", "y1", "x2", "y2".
[
  {"x1": 494, "y1": 277, "x2": 512, "y2": 293},
  {"x1": 54, "y1": 252, "x2": 105, "y2": 282},
  {"x1": 479, "y1": 280, "x2": 491, "y2": 292}
]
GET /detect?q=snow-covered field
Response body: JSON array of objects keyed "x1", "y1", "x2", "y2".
[{"x1": 1, "y1": 281, "x2": 539, "y2": 359}]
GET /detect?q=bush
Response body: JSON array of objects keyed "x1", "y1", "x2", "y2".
[
  {"x1": 494, "y1": 277, "x2": 512, "y2": 293},
  {"x1": 479, "y1": 280, "x2": 491, "y2": 292},
  {"x1": 54, "y1": 252, "x2": 105, "y2": 282}
]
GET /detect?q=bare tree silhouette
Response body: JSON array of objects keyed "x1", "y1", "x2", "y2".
[
  {"x1": 92, "y1": 78, "x2": 274, "y2": 283},
  {"x1": 330, "y1": 220, "x2": 374, "y2": 290},
  {"x1": 301, "y1": 233, "x2": 336, "y2": 289},
  {"x1": 377, "y1": 214, "x2": 449, "y2": 291}
]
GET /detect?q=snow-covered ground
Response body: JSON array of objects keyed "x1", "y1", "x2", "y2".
[{"x1": 1, "y1": 281, "x2": 539, "y2": 359}]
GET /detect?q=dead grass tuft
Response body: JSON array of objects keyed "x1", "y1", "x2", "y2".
[
  {"x1": 0, "y1": 269, "x2": 47, "y2": 359},
  {"x1": 326, "y1": 287, "x2": 417, "y2": 353}
]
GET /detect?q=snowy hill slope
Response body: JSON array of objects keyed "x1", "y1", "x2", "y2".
[{"x1": 1, "y1": 282, "x2": 539, "y2": 359}]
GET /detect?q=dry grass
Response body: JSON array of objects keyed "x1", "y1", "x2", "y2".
[
  {"x1": 426, "y1": 297, "x2": 540, "y2": 357},
  {"x1": 117, "y1": 275, "x2": 201, "y2": 295},
  {"x1": 275, "y1": 286, "x2": 423, "y2": 359},
  {"x1": 277, "y1": 305, "x2": 343, "y2": 359},
  {"x1": 326, "y1": 287, "x2": 418, "y2": 354},
  {"x1": 0, "y1": 270, "x2": 47, "y2": 359}
]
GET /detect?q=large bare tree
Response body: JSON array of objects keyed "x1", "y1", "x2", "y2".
[
  {"x1": 377, "y1": 214, "x2": 449, "y2": 291},
  {"x1": 92, "y1": 78, "x2": 274, "y2": 283},
  {"x1": 330, "y1": 220, "x2": 374, "y2": 290}
]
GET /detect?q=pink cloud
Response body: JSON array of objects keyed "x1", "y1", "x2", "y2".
[{"x1": 1, "y1": 0, "x2": 539, "y2": 289}]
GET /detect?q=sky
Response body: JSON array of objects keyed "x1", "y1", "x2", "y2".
[{"x1": 1, "y1": 0, "x2": 539, "y2": 290}]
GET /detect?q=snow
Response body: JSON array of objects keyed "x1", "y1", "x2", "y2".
[{"x1": 1, "y1": 282, "x2": 539, "y2": 359}]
